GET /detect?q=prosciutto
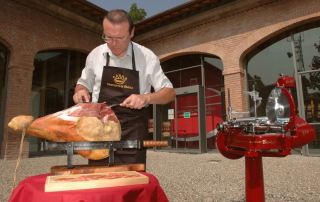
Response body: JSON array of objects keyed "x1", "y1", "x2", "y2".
[{"x1": 8, "y1": 103, "x2": 121, "y2": 160}]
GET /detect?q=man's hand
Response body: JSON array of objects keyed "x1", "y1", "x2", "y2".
[
  {"x1": 73, "y1": 85, "x2": 91, "y2": 104},
  {"x1": 120, "y1": 94, "x2": 151, "y2": 109},
  {"x1": 120, "y1": 88, "x2": 175, "y2": 109}
]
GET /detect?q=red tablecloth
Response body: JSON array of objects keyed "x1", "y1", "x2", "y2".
[{"x1": 9, "y1": 172, "x2": 168, "y2": 202}]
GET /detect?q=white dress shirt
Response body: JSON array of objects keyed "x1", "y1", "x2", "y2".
[{"x1": 77, "y1": 42, "x2": 173, "y2": 103}]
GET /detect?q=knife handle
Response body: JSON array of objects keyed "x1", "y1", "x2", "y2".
[{"x1": 143, "y1": 140, "x2": 168, "y2": 147}]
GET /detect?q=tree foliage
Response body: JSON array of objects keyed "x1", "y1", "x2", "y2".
[{"x1": 128, "y1": 3, "x2": 147, "y2": 23}]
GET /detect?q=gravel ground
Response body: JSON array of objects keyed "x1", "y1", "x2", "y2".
[{"x1": 1, "y1": 150, "x2": 320, "y2": 202}]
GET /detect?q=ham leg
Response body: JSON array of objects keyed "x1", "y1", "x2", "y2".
[{"x1": 8, "y1": 103, "x2": 121, "y2": 160}]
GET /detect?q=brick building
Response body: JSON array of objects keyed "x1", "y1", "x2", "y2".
[{"x1": 1, "y1": 0, "x2": 320, "y2": 159}]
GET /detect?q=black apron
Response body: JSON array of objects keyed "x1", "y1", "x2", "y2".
[{"x1": 89, "y1": 44, "x2": 149, "y2": 165}]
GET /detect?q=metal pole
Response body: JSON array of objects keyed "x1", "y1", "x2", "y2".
[
  {"x1": 175, "y1": 97, "x2": 178, "y2": 150},
  {"x1": 152, "y1": 104, "x2": 157, "y2": 151},
  {"x1": 198, "y1": 85, "x2": 207, "y2": 153},
  {"x1": 201, "y1": 56, "x2": 205, "y2": 87},
  {"x1": 64, "y1": 51, "x2": 71, "y2": 108},
  {"x1": 245, "y1": 157, "x2": 265, "y2": 202},
  {"x1": 253, "y1": 85, "x2": 257, "y2": 118},
  {"x1": 290, "y1": 34, "x2": 309, "y2": 156}
]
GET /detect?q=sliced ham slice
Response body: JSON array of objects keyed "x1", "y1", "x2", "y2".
[{"x1": 8, "y1": 103, "x2": 121, "y2": 160}]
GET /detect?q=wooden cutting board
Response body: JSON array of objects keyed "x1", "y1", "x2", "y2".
[
  {"x1": 45, "y1": 171, "x2": 149, "y2": 192},
  {"x1": 51, "y1": 163, "x2": 145, "y2": 175}
]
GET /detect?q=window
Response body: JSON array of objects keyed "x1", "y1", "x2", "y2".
[
  {"x1": 31, "y1": 50, "x2": 87, "y2": 155},
  {"x1": 246, "y1": 24, "x2": 320, "y2": 149}
]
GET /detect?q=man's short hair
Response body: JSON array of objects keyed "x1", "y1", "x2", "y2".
[{"x1": 104, "y1": 9, "x2": 134, "y2": 33}]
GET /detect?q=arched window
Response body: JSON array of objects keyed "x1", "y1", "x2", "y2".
[
  {"x1": 0, "y1": 42, "x2": 9, "y2": 149},
  {"x1": 246, "y1": 24, "x2": 320, "y2": 149},
  {"x1": 30, "y1": 50, "x2": 87, "y2": 155}
]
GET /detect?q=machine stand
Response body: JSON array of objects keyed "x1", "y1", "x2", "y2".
[{"x1": 245, "y1": 157, "x2": 265, "y2": 202}]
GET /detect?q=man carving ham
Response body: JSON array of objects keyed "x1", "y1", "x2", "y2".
[{"x1": 73, "y1": 10, "x2": 175, "y2": 165}]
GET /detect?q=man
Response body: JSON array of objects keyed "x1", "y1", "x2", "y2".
[{"x1": 73, "y1": 10, "x2": 175, "y2": 165}]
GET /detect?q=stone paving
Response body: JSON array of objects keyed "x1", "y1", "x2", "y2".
[{"x1": 1, "y1": 150, "x2": 320, "y2": 201}]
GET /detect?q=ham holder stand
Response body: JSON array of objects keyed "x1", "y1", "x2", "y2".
[
  {"x1": 46, "y1": 140, "x2": 168, "y2": 175},
  {"x1": 8, "y1": 101, "x2": 169, "y2": 175}
]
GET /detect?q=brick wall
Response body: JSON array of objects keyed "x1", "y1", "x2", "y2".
[
  {"x1": 0, "y1": 0, "x2": 103, "y2": 159},
  {"x1": 2, "y1": 0, "x2": 320, "y2": 159},
  {"x1": 135, "y1": 0, "x2": 320, "y2": 112}
]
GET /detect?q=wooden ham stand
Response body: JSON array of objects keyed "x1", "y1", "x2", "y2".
[{"x1": 46, "y1": 140, "x2": 168, "y2": 175}]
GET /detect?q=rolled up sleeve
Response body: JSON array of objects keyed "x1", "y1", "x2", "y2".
[
  {"x1": 147, "y1": 55, "x2": 173, "y2": 92},
  {"x1": 77, "y1": 53, "x2": 94, "y2": 92}
]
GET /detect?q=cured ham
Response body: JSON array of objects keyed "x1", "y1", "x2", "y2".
[{"x1": 8, "y1": 103, "x2": 121, "y2": 160}]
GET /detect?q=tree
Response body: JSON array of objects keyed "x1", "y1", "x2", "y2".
[
  {"x1": 308, "y1": 40, "x2": 320, "y2": 91},
  {"x1": 128, "y1": 3, "x2": 147, "y2": 23}
]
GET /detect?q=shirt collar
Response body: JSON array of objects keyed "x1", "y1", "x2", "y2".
[{"x1": 104, "y1": 43, "x2": 132, "y2": 59}]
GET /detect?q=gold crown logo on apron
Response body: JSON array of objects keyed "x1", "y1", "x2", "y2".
[{"x1": 113, "y1": 74, "x2": 127, "y2": 85}]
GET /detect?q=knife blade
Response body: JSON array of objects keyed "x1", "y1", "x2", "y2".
[{"x1": 109, "y1": 103, "x2": 121, "y2": 108}]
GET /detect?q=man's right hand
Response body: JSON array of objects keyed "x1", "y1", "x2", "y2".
[{"x1": 73, "y1": 85, "x2": 91, "y2": 104}]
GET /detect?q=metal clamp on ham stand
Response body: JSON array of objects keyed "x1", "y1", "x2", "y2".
[
  {"x1": 45, "y1": 140, "x2": 168, "y2": 175},
  {"x1": 216, "y1": 75, "x2": 316, "y2": 202}
]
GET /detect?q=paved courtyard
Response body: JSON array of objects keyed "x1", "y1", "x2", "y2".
[{"x1": 1, "y1": 150, "x2": 320, "y2": 201}]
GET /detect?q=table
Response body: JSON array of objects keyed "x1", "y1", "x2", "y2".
[{"x1": 9, "y1": 172, "x2": 168, "y2": 202}]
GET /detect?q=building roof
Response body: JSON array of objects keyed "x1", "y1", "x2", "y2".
[
  {"x1": 47, "y1": 0, "x2": 107, "y2": 22},
  {"x1": 46, "y1": 0, "x2": 235, "y2": 34},
  {"x1": 135, "y1": 0, "x2": 236, "y2": 35}
]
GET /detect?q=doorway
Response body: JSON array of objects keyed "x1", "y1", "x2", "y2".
[{"x1": 154, "y1": 85, "x2": 207, "y2": 153}]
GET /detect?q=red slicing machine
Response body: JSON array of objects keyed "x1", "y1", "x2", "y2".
[{"x1": 216, "y1": 75, "x2": 316, "y2": 202}]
